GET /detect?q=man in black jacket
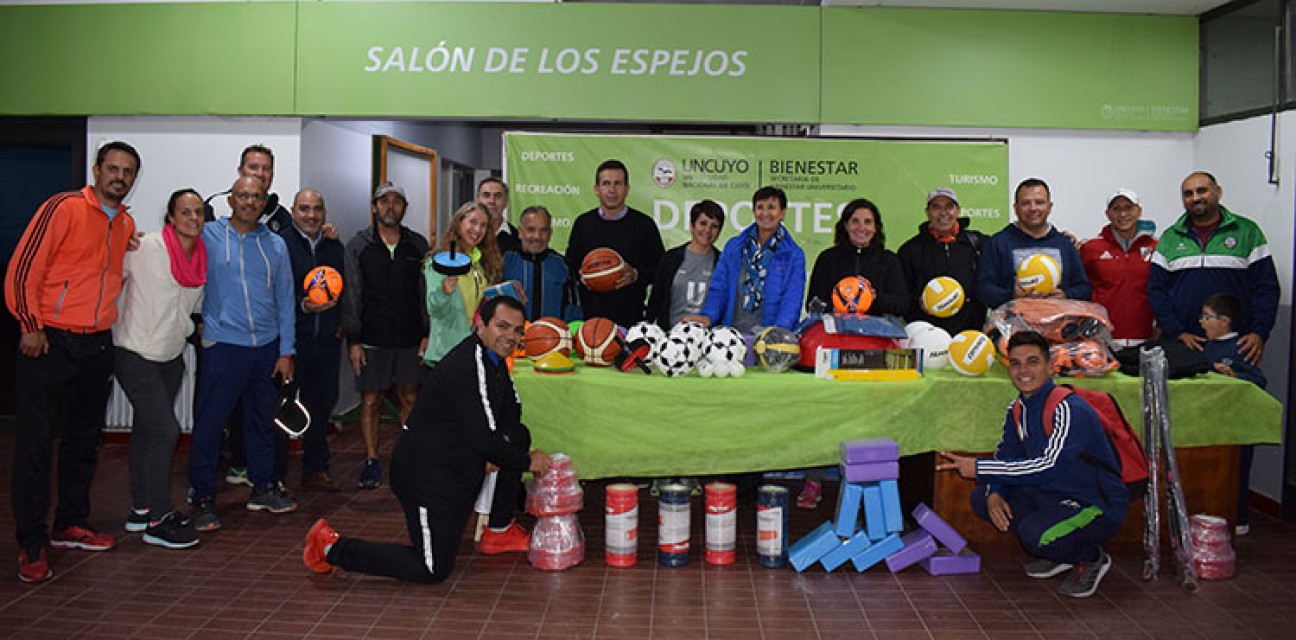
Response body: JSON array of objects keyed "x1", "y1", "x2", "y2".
[
  {"x1": 303, "y1": 296, "x2": 550, "y2": 583},
  {"x1": 897, "y1": 187, "x2": 989, "y2": 334}
]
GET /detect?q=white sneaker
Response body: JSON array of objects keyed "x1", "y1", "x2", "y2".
[{"x1": 1235, "y1": 524, "x2": 1250, "y2": 536}]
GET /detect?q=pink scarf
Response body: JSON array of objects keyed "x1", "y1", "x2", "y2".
[{"x1": 162, "y1": 224, "x2": 207, "y2": 288}]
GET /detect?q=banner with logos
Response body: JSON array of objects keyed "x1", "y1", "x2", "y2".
[{"x1": 503, "y1": 133, "x2": 1009, "y2": 262}]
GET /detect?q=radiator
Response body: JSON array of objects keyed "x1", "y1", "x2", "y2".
[{"x1": 104, "y1": 345, "x2": 197, "y2": 434}]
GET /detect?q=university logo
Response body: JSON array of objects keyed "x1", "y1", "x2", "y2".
[{"x1": 653, "y1": 158, "x2": 676, "y2": 188}]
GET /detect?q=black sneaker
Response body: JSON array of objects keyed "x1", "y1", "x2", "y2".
[
  {"x1": 142, "y1": 512, "x2": 199, "y2": 550},
  {"x1": 357, "y1": 459, "x2": 382, "y2": 489},
  {"x1": 124, "y1": 509, "x2": 151, "y2": 533},
  {"x1": 1024, "y1": 557, "x2": 1074, "y2": 578},
  {"x1": 191, "y1": 498, "x2": 221, "y2": 533},
  {"x1": 247, "y1": 486, "x2": 298, "y2": 514},
  {"x1": 1059, "y1": 549, "x2": 1113, "y2": 598}
]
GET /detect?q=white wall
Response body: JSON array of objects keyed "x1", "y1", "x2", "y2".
[{"x1": 87, "y1": 116, "x2": 302, "y2": 234}]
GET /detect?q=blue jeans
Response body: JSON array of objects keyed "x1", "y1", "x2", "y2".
[{"x1": 188, "y1": 341, "x2": 280, "y2": 498}]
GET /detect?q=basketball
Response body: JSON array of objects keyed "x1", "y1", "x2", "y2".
[
  {"x1": 574, "y1": 317, "x2": 622, "y2": 366},
  {"x1": 523, "y1": 317, "x2": 572, "y2": 360},
  {"x1": 948, "y1": 330, "x2": 996, "y2": 376},
  {"x1": 1016, "y1": 253, "x2": 1061, "y2": 295},
  {"x1": 303, "y1": 266, "x2": 343, "y2": 305},
  {"x1": 580, "y1": 248, "x2": 626, "y2": 294},
  {"x1": 921, "y1": 276, "x2": 965, "y2": 319},
  {"x1": 832, "y1": 276, "x2": 875, "y2": 315}
]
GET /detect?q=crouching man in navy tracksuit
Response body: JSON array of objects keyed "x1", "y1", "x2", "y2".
[{"x1": 939, "y1": 330, "x2": 1127, "y2": 598}]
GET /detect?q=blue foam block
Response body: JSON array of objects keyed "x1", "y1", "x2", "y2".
[
  {"x1": 819, "y1": 531, "x2": 872, "y2": 572},
  {"x1": 884, "y1": 530, "x2": 938, "y2": 573},
  {"x1": 839, "y1": 437, "x2": 900, "y2": 464},
  {"x1": 879, "y1": 479, "x2": 903, "y2": 534},
  {"x1": 850, "y1": 533, "x2": 903, "y2": 572},
  {"x1": 788, "y1": 521, "x2": 840, "y2": 573},
  {"x1": 912, "y1": 502, "x2": 968, "y2": 554},
  {"x1": 840, "y1": 461, "x2": 899, "y2": 483},
  {"x1": 862, "y1": 484, "x2": 885, "y2": 540},
  {"x1": 919, "y1": 548, "x2": 981, "y2": 575},
  {"x1": 834, "y1": 482, "x2": 864, "y2": 537}
]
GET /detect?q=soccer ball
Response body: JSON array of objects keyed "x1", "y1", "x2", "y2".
[
  {"x1": 948, "y1": 330, "x2": 996, "y2": 376},
  {"x1": 624, "y1": 322, "x2": 666, "y2": 366},
  {"x1": 1016, "y1": 254, "x2": 1061, "y2": 295},
  {"x1": 921, "y1": 276, "x2": 965, "y2": 319},
  {"x1": 904, "y1": 321, "x2": 952, "y2": 370},
  {"x1": 832, "y1": 276, "x2": 875, "y2": 315},
  {"x1": 752, "y1": 326, "x2": 800, "y2": 373},
  {"x1": 699, "y1": 326, "x2": 747, "y2": 378},
  {"x1": 654, "y1": 335, "x2": 700, "y2": 378},
  {"x1": 668, "y1": 321, "x2": 709, "y2": 355}
]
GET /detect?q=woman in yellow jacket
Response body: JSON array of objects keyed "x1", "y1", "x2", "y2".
[{"x1": 423, "y1": 202, "x2": 502, "y2": 366}]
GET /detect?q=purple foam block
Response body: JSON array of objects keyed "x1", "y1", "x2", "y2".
[
  {"x1": 839, "y1": 437, "x2": 900, "y2": 464},
  {"x1": 840, "y1": 461, "x2": 899, "y2": 483},
  {"x1": 912, "y1": 502, "x2": 968, "y2": 554},
  {"x1": 742, "y1": 333, "x2": 756, "y2": 367},
  {"x1": 884, "y1": 530, "x2": 937, "y2": 573},
  {"x1": 820, "y1": 531, "x2": 872, "y2": 572},
  {"x1": 850, "y1": 533, "x2": 902, "y2": 572},
  {"x1": 919, "y1": 548, "x2": 981, "y2": 575}
]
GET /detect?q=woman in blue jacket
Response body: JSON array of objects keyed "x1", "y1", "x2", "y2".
[{"x1": 693, "y1": 186, "x2": 805, "y2": 332}]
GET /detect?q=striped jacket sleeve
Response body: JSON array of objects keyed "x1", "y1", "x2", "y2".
[
  {"x1": 976, "y1": 398, "x2": 1079, "y2": 486},
  {"x1": 4, "y1": 192, "x2": 72, "y2": 333}
]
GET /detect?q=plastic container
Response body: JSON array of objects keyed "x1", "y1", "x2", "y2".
[
  {"x1": 704, "y1": 482, "x2": 736, "y2": 565},
  {"x1": 657, "y1": 483, "x2": 690, "y2": 566},
  {"x1": 756, "y1": 485, "x2": 788, "y2": 568},
  {"x1": 605, "y1": 483, "x2": 639, "y2": 567}
]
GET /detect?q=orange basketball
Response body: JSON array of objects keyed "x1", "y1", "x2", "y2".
[
  {"x1": 832, "y1": 275, "x2": 875, "y2": 315},
  {"x1": 303, "y1": 266, "x2": 343, "y2": 305},
  {"x1": 580, "y1": 248, "x2": 626, "y2": 294},
  {"x1": 523, "y1": 317, "x2": 572, "y2": 360},
  {"x1": 574, "y1": 317, "x2": 622, "y2": 366}
]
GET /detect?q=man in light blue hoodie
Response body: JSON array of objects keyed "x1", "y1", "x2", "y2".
[{"x1": 187, "y1": 176, "x2": 297, "y2": 532}]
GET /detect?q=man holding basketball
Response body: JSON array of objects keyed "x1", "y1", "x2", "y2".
[
  {"x1": 565, "y1": 159, "x2": 664, "y2": 327},
  {"x1": 277, "y1": 189, "x2": 345, "y2": 491},
  {"x1": 303, "y1": 296, "x2": 551, "y2": 583}
]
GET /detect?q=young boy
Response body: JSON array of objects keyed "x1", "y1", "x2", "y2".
[{"x1": 1200, "y1": 292, "x2": 1267, "y2": 535}]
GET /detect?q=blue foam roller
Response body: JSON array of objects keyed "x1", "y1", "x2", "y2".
[
  {"x1": 879, "y1": 479, "x2": 903, "y2": 534},
  {"x1": 884, "y1": 530, "x2": 937, "y2": 573},
  {"x1": 839, "y1": 437, "x2": 900, "y2": 464},
  {"x1": 850, "y1": 533, "x2": 902, "y2": 572},
  {"x1": 840, "y1": 461, "x2": 899, "y2": 483},
  {"x1": 912, "y1": 502, "x2": 968, "y2": 554},
  {"x1": 862, "y1": 484, "x2": 885, "y2": 540},
  {"x1": 788, "y1": 521, "x2": 840, "y2": 573},
  {"x1": 820, "y1": 531, "x2": 872, "y2": 572},
  {"x1": 834, "y1": 482, "x2": 864, "y2": 538},
  {"x1": 919, "y1": 548, "x2": 981, "y2": 575}
]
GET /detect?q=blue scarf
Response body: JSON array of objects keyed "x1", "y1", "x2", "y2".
[{"x1": 740, "y1": 225, "x2": 784, "y2": 313}]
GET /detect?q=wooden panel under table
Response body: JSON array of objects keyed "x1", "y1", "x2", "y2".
[{"x1": 932, "y1": 445, "x2": 1241, "y2": 544}]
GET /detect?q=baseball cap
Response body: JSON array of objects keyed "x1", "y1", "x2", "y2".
[
  {"x1": 373, "y1": 181, "x2": 406, "y2": 202},
  {"x1": 926, "y1": 187, "x2": 959, "y2": 206},
  {"x1": 1106, "y1": 188, "x2": 1140, "y2": 208}
]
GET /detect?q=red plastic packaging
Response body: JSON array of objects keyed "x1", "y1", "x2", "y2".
[
  {"x1": 526, "y1": 453, "x2": 584, "y2": 517},
  {"x1": 528, "y1": 513, "x2": 586, "y2": 571},
  {"x1": 1190, "y1": 514, "x2": 1236, "y2": 580}
]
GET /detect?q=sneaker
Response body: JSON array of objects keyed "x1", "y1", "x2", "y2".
[
  {"x1": 681, "y1": 477, "x2": 703, "y2": 497},
  {"x1": 301, "y1": 471, "x2": 340, "y2": 493},
  {"x1": 191, "y1": 498, "x2": 221, "y2": 532},
  {"x1": 649, "y1": 478, "x2": 667, "y2": 498},
  {"x1": 796, "y1": 480, "x2": 823, "y2": 509},
  {"x1": 142, "y1": 512, "x2": 199, "y2": 550},
  {"x1": 1235, "y1": 524, "x2": 1250, "y2": 536},
  {"x1": 1059, "y1": 550, "x2": 1113, "y2": 598},
  {"x1": 225, "y1": 466, "x2": 252, "y2": 487},
  {"x1": 1024, "y1": 557, "x2": 1074, "y2": 579},
  {"x1": 50, "y1": 526, "x2": 116, "y2": 551},
  {"x1": 478, "y1": 522, "x2": 530, "y2": 554},
  {"x1": 247, "y1": 486, "x2": 299, "y2": 514},
  {"x1": 303, "y1": 518, "x2": 339, "y2": 574},
  {"x1": 124, "y1": 509, "x2": 151, "y2": 533},
  {"x1": 17, "y1": 548, "x2": 52, "y2": 584},
  {"x1": 357, "y1": 459, "x2": 382, "y2": 489}
]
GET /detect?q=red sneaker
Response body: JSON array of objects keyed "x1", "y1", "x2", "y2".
[
  {"x1": 477, "y1": 522, "x2": 530, "y2": 555},
  {"x1": 17, "y1": 548, "x2": 52, "y2": 584},
  {"x1": 50, "y1": 526, "x2": 116, "y2": 551},
  {"x1": 303, "y1": 518, "x2": 339, "y2": 574},
  {"x1": 796, "y1": 481, "x2": 822, "y2": 509}
]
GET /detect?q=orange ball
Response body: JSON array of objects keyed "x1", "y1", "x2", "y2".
[
  {"x1": 303, "y1": 266, "x2": 343, "y2": 305},
  {"x1": 832, "y1": 276, "x2": 875, "y2": 315}
]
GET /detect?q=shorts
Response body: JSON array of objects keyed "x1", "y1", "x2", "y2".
[{"x1": 356, "y1": 345, "x2": 423, "y2": 392}]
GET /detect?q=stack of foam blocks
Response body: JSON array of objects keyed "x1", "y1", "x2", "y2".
[{"x1": 787, "y1": 437, "x2": 980, "y2": 575}]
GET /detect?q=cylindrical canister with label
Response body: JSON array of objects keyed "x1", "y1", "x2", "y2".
[
  {"x1": 704, "y1": 482, "x2": 737, "y2": 565},
  {"x1": 657, "y1": 483, "x2": 691, "y2": 566},
  {"x1": 605, "y1": 483, "x2": 639, "y2": 567},
  {"x1": 756, "y1": 484, "x2": 788, "y2": 568}
]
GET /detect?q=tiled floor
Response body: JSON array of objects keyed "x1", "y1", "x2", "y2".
[{"x1": 0, "y1": 423, "x2": 1293, "y2": 640}]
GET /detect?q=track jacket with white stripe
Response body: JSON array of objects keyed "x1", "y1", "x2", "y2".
[
  {"x1": 976, "y1": 381, "x2": 1129, "y2": 524},
  {"x1": 390, "y1": 333, "x2": 531, "y2": 507}
]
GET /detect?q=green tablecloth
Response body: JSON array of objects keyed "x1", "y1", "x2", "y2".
[{"x1": 512, "y1": 362, "x2": 1281, "y2": 480}]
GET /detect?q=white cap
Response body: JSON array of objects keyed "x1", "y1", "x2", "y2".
[
  {"x1": 1106, "y1": 188, "x2": 1140, "y2": 208},
  {"x1": 373, "y1": 181, "x2": 406, "y2": 202}
]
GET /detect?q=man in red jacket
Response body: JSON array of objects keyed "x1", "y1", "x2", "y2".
[
  {"x1": 5, "y1": 141, "x2": 140, "y2": 583},
  {"x1": 1080, "y1": 189, "x2": 1157, "y2": 345}
]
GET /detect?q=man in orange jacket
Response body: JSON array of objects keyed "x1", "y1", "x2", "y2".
[{"x1": 4, "y1": 141, "x2": 140, "y2": 584}]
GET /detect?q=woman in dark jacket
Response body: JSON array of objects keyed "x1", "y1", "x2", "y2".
[
  {"x1": 805, "y1": 198, "x2": 908, "y2": 316},
  {"x1": 646, "y1": 200, "x2": 723, "y2": 330}
]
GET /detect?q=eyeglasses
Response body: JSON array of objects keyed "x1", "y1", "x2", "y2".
[
  {"x1": 1199, "y1": 313, "x2": 1225, "y2": 320},
  {"x1": 233, "y1": 192, "x2": 266, "y2": 202}
]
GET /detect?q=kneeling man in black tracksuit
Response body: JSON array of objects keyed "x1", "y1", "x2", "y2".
[{"x1": 303, "y1": 296, "x2": 550, "y2": 583}]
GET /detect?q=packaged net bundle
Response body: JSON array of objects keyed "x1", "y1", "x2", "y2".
[
  {"x1": 1190, "y1": 514, "x2": 1236, "y2": 580},
  {"x1": 528, "y1": 513, "x2": 586, "y2": 571},
  {"x1": 526, "y1": 453, "x2": 584, "y2": 516}
]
